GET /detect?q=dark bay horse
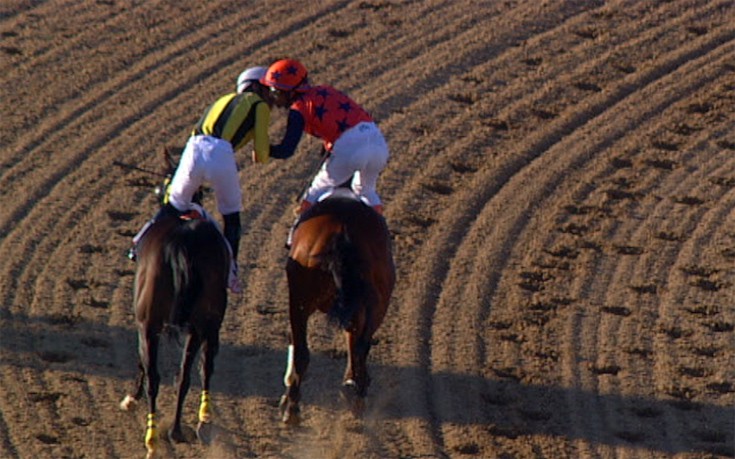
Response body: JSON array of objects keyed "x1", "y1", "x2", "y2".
[
  {"x1": 119, "y1": 149, "x2": 230, "y2": 458},
  {"x1": 280, "y1": 190, "x2": 395, "y2": 425}
]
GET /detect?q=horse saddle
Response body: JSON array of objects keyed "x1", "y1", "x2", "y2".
[
  {"x1": 317, "y1": 188, "x2": 370, "y2": 205},
  {"x1": 180, "y1": 209, "x2": 203, "y2": 221},
  {"x1": 179, "y1": 203, "x2": 209, "y2": 221}
]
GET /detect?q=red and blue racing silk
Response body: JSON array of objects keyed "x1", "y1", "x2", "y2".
[{"x1": 292, "y1": 85, "x2": 373, "y2": 151}]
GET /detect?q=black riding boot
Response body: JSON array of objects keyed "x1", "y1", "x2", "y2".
[
  {"x1": 223, "y1": 212, "x2": 242, "y2": 292},
  {"x1": 222, "y1": 212, "x2": 241, "y2": 261}
]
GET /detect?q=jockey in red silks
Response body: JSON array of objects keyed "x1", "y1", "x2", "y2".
[{"x1": 260, "y1": 58, "x2": 389, "y2": 215}]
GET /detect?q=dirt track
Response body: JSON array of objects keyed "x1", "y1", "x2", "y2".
[{"x1": 1, "y1": 1, "x2": 734, "y2": 458}]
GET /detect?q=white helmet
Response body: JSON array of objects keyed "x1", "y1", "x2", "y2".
[{"x1": 236, "y1": 66, "x2": 267, "y2": 93}]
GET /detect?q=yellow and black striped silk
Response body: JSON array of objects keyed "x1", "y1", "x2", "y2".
[{"x1": 193, "y1": 92, "x2": 265, "y2": 152}]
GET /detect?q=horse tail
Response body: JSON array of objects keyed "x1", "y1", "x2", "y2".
[
  {"x1": 325, "y1": 230, "x2": 373, "y2": 329},
  {"x1": 163, "y1": 224, "x2": 203, "y2": 327}
]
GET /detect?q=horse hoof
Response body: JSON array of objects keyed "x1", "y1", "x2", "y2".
[
  {"x1": 168, "y1": 427, "x2": 187, "y2": 444},
  {"x1": 351, "y1": 398, "x2": 366, "y2": 418},
  {"x1": 119, "y1": 394, "x2": 137, "y2": 411},
  {"x1": 340, "y1": 380, "x2": 359, "y2": 402},
  {"x1": 282, "y1": 409, "x2": 301, "y2": 426},
  {"x1": 197, "y1": 421, "x2": 215, "y2": 445},
  {"x1": 278, "y1": 395, "x2": 288, "y2": 415},
  {"x1": 279, "y1": 396, "x2": 301, "y2": 426},
  {"x1": 340, "y1": 381, "x2": 366, "y2": 418}
]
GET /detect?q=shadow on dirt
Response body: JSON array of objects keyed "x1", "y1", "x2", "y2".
[{"x1": 1, "y1": 311, "x2": 732, "y2": 457}]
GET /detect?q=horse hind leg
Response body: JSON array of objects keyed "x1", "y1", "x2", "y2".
[
  {"x1": 135, "y1": 327, "x2": 162, "y2": 458},
  {"x1": 281, "y1": 260, "x2": 317, "y2": 425},
  {"x1": 280, "y1": 339, "x2": 310, "y2": 425},
  {"x1": 169, "y1": 330, "x2": 202, "y2": 444},
  {"x1": 341, "y1": 330, "x2": 372, "y2": 417},
  {"x1": 120, "y1": 361, "x2": 145, "y2": 411},
  {"x1": 196, "y1": 327, "x2": 220, "y2": 444}
]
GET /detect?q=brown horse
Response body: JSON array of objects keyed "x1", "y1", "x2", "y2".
[
  {"x1": 119, "y1": 149, "x2": 230, "y2": 458},
  {"x1": 279, "y1": 190, "x2": 395, "y2": 425}
]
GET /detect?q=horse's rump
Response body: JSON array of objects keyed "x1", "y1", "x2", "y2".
[
  {"x1": 167, "y1": 219, "x2": 228, "y2": 325},
  {"x1": 136, "y1": 216, "x2": 229, "y2": 328},
  {"x1": 289, "y1": 197, "x2": 393, "y2": 329}
]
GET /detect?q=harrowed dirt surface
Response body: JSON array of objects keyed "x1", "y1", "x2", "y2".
[{"x1": 1, "y1": 1, "x2": 734, "y2": 458}]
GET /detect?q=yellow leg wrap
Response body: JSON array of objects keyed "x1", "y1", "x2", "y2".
[
  {"x1": 144, "y1": 413, "x2": 157, "y2": 451},
  {"x1": 198, "y1": 390, "x2": 211, "y2": 423}
]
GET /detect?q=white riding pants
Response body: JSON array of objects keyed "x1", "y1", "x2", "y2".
[
  {"x1": 304, "y1": 122, "x2": 389, "y2": 206},
  {"x1": 168, "y1": 135, "x2": 242, "y2": 215}
]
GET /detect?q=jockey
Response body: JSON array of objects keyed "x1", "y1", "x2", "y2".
[
  {"x1": 260, "y1": 58, "x2": 389, "y2": 215},
  {"x1": 129, "y1": 66, "x2": 273, "y2": 293}
]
